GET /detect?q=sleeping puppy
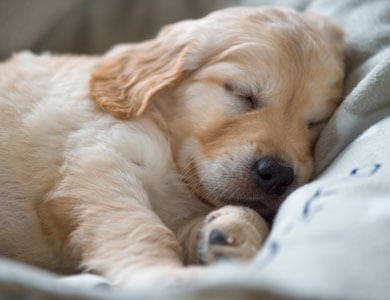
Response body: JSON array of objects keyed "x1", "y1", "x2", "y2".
[{"x1": 0, "y1": 6, "x2": 344, "y2": 286}]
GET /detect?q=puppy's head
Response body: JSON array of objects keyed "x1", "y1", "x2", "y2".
[{"x1": 90, "y1": 7, "x2": 344, "y2": 221}]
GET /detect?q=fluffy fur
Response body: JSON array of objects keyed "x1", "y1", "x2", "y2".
[{"x1": 0, "y1": 7, "x2": 344, "y2": 287}]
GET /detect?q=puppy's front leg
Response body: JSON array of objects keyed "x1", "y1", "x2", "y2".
[
  {"x1": 43, "y1": 158, "x2": 197, "y2": 287},
  {"x1": 176, "y1": 216, "x2": 207, "y2": 264},
  {"x1": 178, "y1": 206, "x2": 269, "y2": 265}
]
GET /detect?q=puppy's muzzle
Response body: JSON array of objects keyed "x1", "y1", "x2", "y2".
[{"x1": 254, "y1": 156, "x2": 294, "y2": 196}]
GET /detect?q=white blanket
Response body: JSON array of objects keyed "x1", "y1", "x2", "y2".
[{"x1": 1, "y1": 0, "x2": 389, "y2": 299}]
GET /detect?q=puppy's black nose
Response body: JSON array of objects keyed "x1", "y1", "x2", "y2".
[{"x1": 255, "y1": 156, "x2": 294, "y2": 196}]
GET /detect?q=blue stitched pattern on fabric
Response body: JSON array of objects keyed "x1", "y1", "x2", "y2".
[
  {"x1": 255, "y1": 163, "x2": 383, "y2": 269},
  {"x1": 350, "y1": 163, "x2": 381, "y2": 177}
]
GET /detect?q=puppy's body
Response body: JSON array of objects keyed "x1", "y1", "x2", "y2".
[
  {"x1": 0, "y1": 53, "x2": 205, "y2": 272},
  {"x1": 0, "y1": 7, "x2": 344, "y2": 286}
]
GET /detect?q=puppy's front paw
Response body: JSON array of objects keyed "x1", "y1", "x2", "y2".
[{"x1": 198, "y1": 206, "x2": 269, "y2": 264}]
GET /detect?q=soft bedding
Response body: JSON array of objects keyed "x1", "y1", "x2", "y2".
[{"x1": 1, "y1": 0, "x2": 389, "y2": 299}]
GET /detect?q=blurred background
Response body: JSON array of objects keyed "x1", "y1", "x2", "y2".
[
  {"x1": 0, "y1": 0, "x2": 233, "y2": 59},
  {"x1": 0, "y1": 0, "x2": 313, "y2": 60}
]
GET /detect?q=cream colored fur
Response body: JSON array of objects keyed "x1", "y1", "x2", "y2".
[{"x1": 0, "y1": 7, "x2": 344, "y2": 287}]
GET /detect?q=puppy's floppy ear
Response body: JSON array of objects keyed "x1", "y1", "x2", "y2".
[{"x1": 90, "y1": 21, "x2": 196, "y2": 119}]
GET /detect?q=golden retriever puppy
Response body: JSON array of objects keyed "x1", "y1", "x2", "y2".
[{"x1": 0, "y1": 6, "x2": 344, "y2": 287}]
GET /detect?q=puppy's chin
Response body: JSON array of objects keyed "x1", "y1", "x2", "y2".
[
  {"x1": 236, "y1": 199, "x2": 281, "y2": 225},
  {"x1": 195, "y1": 184, "x2": 293, "y2": 225}
]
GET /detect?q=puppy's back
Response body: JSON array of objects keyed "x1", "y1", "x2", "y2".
[{"x1": 0, "y1": 52, "x2": 99, "y2": 271}]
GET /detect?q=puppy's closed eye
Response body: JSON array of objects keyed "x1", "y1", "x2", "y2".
[{"x1": 223, "y1": 82, "x2": 258, "y2": 110}]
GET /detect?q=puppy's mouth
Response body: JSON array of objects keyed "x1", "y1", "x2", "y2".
[
  {"x1": 198, "y1": 183, "x2": 296, "y2": 225},
  {"x1": 197, "y1": 188, "x2": 287, "y2": 225},
  {"x1": 185, "y1": 158, "x2": 298, "y2": 224}
]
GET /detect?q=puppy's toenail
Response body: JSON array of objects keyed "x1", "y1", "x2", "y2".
[{"x1": 209, "y1": 229, "x2": 229, "y2": 245}]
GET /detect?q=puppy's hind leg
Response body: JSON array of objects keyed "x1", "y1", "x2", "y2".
[{"x1": 41, "y1": 157, "x2": 199, "y2": 288}]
